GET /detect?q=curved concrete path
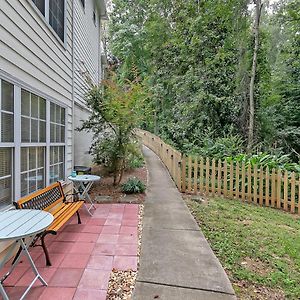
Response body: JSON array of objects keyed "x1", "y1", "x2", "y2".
[{"x1": 133, "y1": 146, "x2": 236, "y2": 300}]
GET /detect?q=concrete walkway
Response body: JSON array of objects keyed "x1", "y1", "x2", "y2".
[{"x1": 133, "y1": 147, "x2": 236, "y2": 300}]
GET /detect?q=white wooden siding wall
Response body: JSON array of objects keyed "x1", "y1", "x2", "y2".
[
  {"x1": 0, "y1": 0, "x2": 73, "y2": 175},
  {"x1": 74, "y1": 0, "x2": 101, "y2": 108}
]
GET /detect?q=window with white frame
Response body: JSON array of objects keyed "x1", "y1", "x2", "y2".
[
  {"x1": 0, "y1": 80, "x2": 14, "y2": 208},
  {"x1": 0, "y1": 78, "x2": 67, "y2": 208},
  {"x1": 32, "y1": 0, "x2": 65, "y2": 42}
]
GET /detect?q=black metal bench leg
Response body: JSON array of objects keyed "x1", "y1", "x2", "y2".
[
  {"x1": 41, "y1": 231, "x2": 56, "y2": 266},
  {"x1": 76, "y1": 211, "x2": 81, "y2": 224}
]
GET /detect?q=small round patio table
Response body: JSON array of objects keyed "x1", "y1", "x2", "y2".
[
  {"x1": 0, "y1": 209, "x2": 53, "y2": 300},
  {"x1": 68, "y1": 174, "x2": 101, "y2": 216}
]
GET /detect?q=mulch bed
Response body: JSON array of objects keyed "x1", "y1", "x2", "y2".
[{"x1": 90, "y1": 166, "x2": 147, "y2": 204}]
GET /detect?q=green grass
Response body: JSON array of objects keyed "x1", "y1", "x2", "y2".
[{"x1": 186, "y1": 197, "x2": 300, "y2": 299}]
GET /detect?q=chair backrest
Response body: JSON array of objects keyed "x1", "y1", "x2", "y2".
[{"x1": 15, "y1": 182, "x2": 65, "y2": 212}]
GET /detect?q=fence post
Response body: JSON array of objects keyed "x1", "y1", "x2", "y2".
[
  {"x1": 224, "y1": 160, "x2": 228, "y2": 197},
  {"x1": 271, "y1": 168, "x2": 276, "y2": 207},
  {"x1": 200, "y1": 157, "x2": 204, "y2": 193},
  {"x1": 247, "y1": 164, "x2": 252, "y2": 202},
  {"x1": 253, "y1": 165, "x2": 258, "y2": 204},
  {"x1": 277, "y1": 170, "x2": 282, "y2": 209},
  {"x1": 205, "y1": 158, "x2": 210, "y2": 195}
]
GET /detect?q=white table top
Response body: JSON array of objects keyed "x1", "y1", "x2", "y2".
[
  {"x1": 0, "y1": 210, "x2": 53, "y2": 241},
  {"x1": 68, "y1": 175, "x2": 101, "y2": 182}
]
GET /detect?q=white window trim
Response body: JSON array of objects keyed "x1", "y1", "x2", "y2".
[
  {"x1": 29, "y1": 0, "x2": 67, "y2": 49},
  {"x1": 0, "y1": 77, "x2": 68, "y2": 208}
]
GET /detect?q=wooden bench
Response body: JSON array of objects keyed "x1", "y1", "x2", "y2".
[{"x1": 14, "y1": 181, "x2": 84, "y2": 266}]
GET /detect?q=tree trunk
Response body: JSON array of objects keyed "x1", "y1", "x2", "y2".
[{"x1": 248, "y1": 0, "x2": 262, "y2": 150}]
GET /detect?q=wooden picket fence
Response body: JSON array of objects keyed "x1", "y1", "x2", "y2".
[{"x1": 137, "y1": 129, "x2": 300, "y2": 214}]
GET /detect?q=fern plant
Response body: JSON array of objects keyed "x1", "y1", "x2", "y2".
[{"x1": 122, "y1": 177, "x2": 146, "y2": 194}]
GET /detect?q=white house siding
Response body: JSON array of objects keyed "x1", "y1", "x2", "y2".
[
  {"x1": 0, "y1": 0, "x2": 74, "y2": 175},
  {"x1": 73, "y1": 0, "x2": 102, "y2": 166}
]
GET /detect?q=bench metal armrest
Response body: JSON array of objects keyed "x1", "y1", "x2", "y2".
[{"x1": 64, "y1": 192, "x2": 81, "y2": 203}]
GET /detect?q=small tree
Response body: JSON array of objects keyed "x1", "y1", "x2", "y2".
[{"x1": 79, "y1": 74, "x2": 150, "y2": 185}]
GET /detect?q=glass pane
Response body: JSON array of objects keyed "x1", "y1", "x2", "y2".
[
  {"x1": 61, "y1": 107, "x2": 65, "y2": 125},
  {"x1": 56, "y1": 124, "x2": 61, "y2": 142},
  {"x1": 60, "y1": 126, "x2": 65, "y2": 142},
  {"x1": 49, "y1": 0, "x2": 65, "y2": 41},
  {"x1": 37, "y1": 169, "x2": 45, "y2": 190},
  {"x1": 21, "y1": 117, "x2": 30, "y2": 143},
  {"x1": 31, "y1": 119, "x2": 39, "y2": 142},
  {"x1": 1, "y1": 112, "x2": 14, "y2": 142},
  {"x1": 29, "y1": 148, "x2": 36, "y2": 170},
  {"x1": 0, "y1": 148, "x2": 11, "y2": 178},
  {"x1": 21, "y1": 90, "x2": 30, "y2": 116},
  {"x1": 32, "y1": 0, "x2": 45, "y2": 16},
  {"x1": 59, "y1": 163, "x2": 64, "y2": 180},
  {"x1": 39, "y1": 98, "x2": 46, "y2": 120},
  {"x1": 28, "y1": 170, "x2": 37, "y2": 194},
  {"x1": 21, "y1": 148, "x2": 28, "y2": 172},
  {"x1": 59, "y1": 146, "x2": 64, "y2": 162},
  {"x1": 31, "y1": 94, "x2": 39, "y2": 118},
  {"x1": 0, "y1": 177, "x2": 12, "y2": 208},
  {"x1": 50, "y1": 102, "x2": 55, "y2": 122},
  {"x1": 50, "y1": 123, "x2": 55, "y2": 142},
  {"x1": 39, "y1": 121, "x2": 46, "y2": 143},
  {"x1": 55, "y1": 105, "x2": 60, "y2": 123},
  {"x1": 49, "y1": 166, "x2": 55, "y2": 184},
  {"x1": 37, "y1": 147, "x2": 44, "y2": 168},
  {"x1": 21, "y1": 173, "x2": 28, "y2": 197},
  {"x1": 1, "y1": 81, "x2": 14, "y2": 112}
]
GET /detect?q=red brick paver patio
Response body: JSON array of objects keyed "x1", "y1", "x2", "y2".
[{"x1": 0, "y1": 204, "x2": 139, "y2": 300}]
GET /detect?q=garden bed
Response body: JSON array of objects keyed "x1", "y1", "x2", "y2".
[{"x1": 184, "y1": 196, "x2": 300, "y2": 299}]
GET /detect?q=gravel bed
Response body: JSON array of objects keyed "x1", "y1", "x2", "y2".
[{"x1": 106, "y1": 204, "x2": 144, "y2": 300}]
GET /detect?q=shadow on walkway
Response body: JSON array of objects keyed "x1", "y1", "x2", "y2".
[{"x1": 133, "y1": 146, "x2": 236, "y2": 300}]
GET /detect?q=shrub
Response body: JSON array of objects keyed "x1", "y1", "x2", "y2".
[{"x1": 122, "y1": 177, "x2": 146, "y2": 194}]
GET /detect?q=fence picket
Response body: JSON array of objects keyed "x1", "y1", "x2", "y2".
[
  {"x1": 283, "y1": 170, "x2": 288, "y2": 211},
  {"x1": 241, "y1": 162, "x2": 246, "y2": 201},
  {"x1": 200, "y1": 157, "x2": 204, "y2": 193},
  {"x1": 271, "y1": 169, "x2": 276, "y2": 207},
  {"x1": 247, "y1": 165, "x2": 252, "y2": 202},
  {"x1": 194, "y1": 158, "x2": 198, "y2": 194},
  {"x1": 235, "y1": 162, "x2": 240, "y2": 198},
  {"x1": 217, "y1": 160, "x2": 222, "y2": 196},
  {"x1": 206, "y1": 158, "x2": 210, "y2": 194},
  {"x1": 253, "y1": 165, "x2": 258, "y2": 204},
  {"x1": 188, "y1": 156, "x2": 192, "y2": 193},
  {"x1": 181, "y1": 155, "x2": 186, "y2": 193},
  {"x1": 259, "y1": 167, "x2": 264, "y2": 206},
  {"x1": 224, "y1": 161, "x2": 228, "y2": 197},
  {"x1": 229, "y1": 162, "x2": 234, "y2": 198},
  {"x1": 265, "y1": 167, "x2": 270, "y2": 207},
  {"x1": 290, "y1": 172, "x2": 295, "y2": 213},
  {"x1": 277, "y1": 170, "x2": 282, "y2": 209},
  {"x1": 212, "y1": 159, "x2": 216, "y2": 195}
]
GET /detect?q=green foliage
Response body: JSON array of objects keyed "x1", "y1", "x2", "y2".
[
  {"x1": 78, "y1": 74, "x2": 150, "y2": 185},
  {"x1": 121, "y1": 177, "x2": 146, "y2": 194},
  {"x1": 186, "y1": 197, "x2": 300, "y2": 298}
]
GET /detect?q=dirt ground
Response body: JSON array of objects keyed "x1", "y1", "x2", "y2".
[{"x1": 89, "y1": 165, "x2": 148, "y2": 204}]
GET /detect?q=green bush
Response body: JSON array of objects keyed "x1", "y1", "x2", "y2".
[{"x1": 122, "y1": 177, "x2": 146, "y2": 194}]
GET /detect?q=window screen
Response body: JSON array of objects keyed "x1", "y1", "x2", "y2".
[
  {"x1": 49, "y1": 0, "x2": 65, "y2": 41},
  {"x1": 0, "y1": 148, "x2": 12, "y2": 208},
  {"x1": 32, "y1": 0, "x2": 45, "y2": 16},
  {"x1": 21, "y1": 147, "x2": 45, "y2": 197},
  {"x1": 21, "y1": 90, "x2": 46, "y2": 143},
  {"x1": 50, "y1": 146, "x2": 65, "y2": 183},
  {"x1": 50, "y1": 103, "x2": 65, "y2": 143},
  {"x1": 1, "y1": 80, "x2": 14, "y2": 143}
]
